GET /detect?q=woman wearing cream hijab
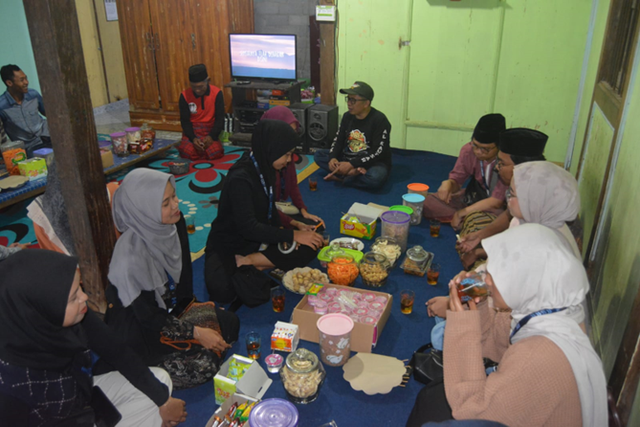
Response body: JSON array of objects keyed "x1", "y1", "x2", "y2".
[{"x1": 408, "y1": 224, "x2": 606, "y2": 427}]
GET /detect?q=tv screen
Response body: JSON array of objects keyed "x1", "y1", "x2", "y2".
[{"x1": 229, "y1": 34, "x2": 297, "y2": 81}]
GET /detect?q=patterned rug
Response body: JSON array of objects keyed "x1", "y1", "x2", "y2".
[{"x1": 0, "y1": 146, "x2": 317, "y2": 257}]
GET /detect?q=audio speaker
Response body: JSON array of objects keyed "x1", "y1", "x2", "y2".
[
  {"x1": 307, "y1": 104, "x2": 339, "y2": 149},
  {"x1": 288, "y1": 103, "x2": 314, "y2": 153}
]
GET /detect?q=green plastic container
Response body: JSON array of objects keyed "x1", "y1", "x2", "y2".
[
  {"x1": 317, "y1": 246, "x2": 363, "y2": 268},
  {"x1": 389, "y1": 205, "x2": 414, "y2": 216}
]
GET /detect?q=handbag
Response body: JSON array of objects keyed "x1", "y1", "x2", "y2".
[
  {"x1": 275, "y1": 201, "x2": 300, "y2": 215},
  {"x1": 409, "y1": 343, "x2": 444, "y2": 385},
  {"x1": 160, "y1": 299, "x2": 224, "y2": 356}
]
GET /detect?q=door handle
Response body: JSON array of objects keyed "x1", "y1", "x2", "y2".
[{"x1": 191, "y1": 33, "x2": 196, "y2": 50}]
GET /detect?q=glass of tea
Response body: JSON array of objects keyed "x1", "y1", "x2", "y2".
[
  {"x1": 430, "y1": 220, "x2": 441, "y2": 238},
  {"x1": 400, "y1": 290, "x2": 415, "y2": 314},
  {"x1": 271, "y1": 287, "x2": 285, "y2": 313},
  {"x1": 185, "y1": 215, "x2": 196, "y2": 234},
  {"x1": 427, "y1": 263, "x2": 440, "y2": 285},
  {"x1": 309, "y1": 176, "x2": 318, "y2": 191},
  {"x1": 246, "y1": 331, "x2": 261, "y2": 360},
  {"x1": 457, "y1": 272, "x2": 490, "y2": 302},
  {"x1": 322, "y1": 232, "x2": 330, "y2": 247}
]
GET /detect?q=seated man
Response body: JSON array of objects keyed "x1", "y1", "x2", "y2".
[
  {"x1": 423, "y1": 114, "x2": 507, "y2": 227},
  {"x1": 457, "y1": 127, "x2": 548, "y2": 269},
  {"x1": 0, "y1": 64, "x2": 51, "y2": 156},
  {"x1": 314, "y1": 81, "x2": 392, "y2": 190},
  {"x1": 178, "y1": 64, "x2": 224, "y2": 161}
]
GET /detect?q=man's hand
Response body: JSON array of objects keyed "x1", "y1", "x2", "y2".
[
  {"x1": 293, "y1": 230, "x2": 324, "y2": 250},
  {"x1": 335, "y1": 161, "x2": 354, "y2": 176},
  {"x1": 328, "y1": 158, "x2": 340, "y2": 171},
  {"x1": 301, "y1": 209, "x2": 323, "y2": 224},
  {"x1": 458, "y1": 231, "x2": 482, "y2": 253},
  {"x1": 291, "y1": 220, "x2": 316, "y2": 232},
  {"x1": 436, "y1": 180, "x2": 453, "y2": 204},
  {"x1": 159, "y1": 397, "x2": 187, "y2": 427},
  {"x1": 194, "y1": 327, "x2": 231, "y2": 353},
  {"x1": 426, "y1": 296, "x2": 450, "y2": 318},
  {"x1": 192, "y1": 138, "x2": 205, "y2": 153},
  {"x1": 202, "y1": 136, "x2": 214, "y2": 148}
]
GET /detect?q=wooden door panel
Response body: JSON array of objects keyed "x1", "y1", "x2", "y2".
[{"x1": 115, "y1": 0, "x2": 159, "y2": 110}]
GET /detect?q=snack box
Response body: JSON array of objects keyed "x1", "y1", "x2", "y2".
[
  {"x1": 100, "y1": 147, "x2": 114, "y2": 168},
  {"x1": 17, "y1": 157, "x2": 47, "y2": 181},
  {"x1": 213, "y1": 354, "x2": 272, "y2": 405},
  {"x1": 291, "y1": 284, "x2": 393, "y2": 353},
  {"x1": 206, "y1": 393, "x2": 259, "y2": 427},
  {"x1": 269, "y1": 99, "x2": 291, "y2": 107},
  {"x1": 271, "y1": 321, "x2": 299, "y2": 352},
  {"x1": 340, "y1": 202, "x2": 386, "y2": 240}
]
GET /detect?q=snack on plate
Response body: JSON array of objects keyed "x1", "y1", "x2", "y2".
[
  {"x1": 284, "y1": 268, "x2": 328, "y2": 293},
  {"x1": 371, "y1": 237, "x2": 402, "y2": 266}
]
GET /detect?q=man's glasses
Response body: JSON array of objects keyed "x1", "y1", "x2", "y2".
[
  {"x1": 345, "y1": 96, "x2": 366, "y2": 105},
  {"x1": 471, "y1": 141, "x2": 497, "y2": 154},
  {"x1": 506, "y1": 188, "x2": 517, "y2": 201}
]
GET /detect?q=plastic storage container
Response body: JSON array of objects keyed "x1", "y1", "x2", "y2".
[
  {"x1": 280, "y1": 348, "x2": 325, "y2": 404},
  {"x1": 1, "y1": 140, "x2": 27, "y2": 175},
  {"x1": 32, "y1": 148, "x2": 54, "y2": 168},
  {"x1": 140, "y1": 123, "x2": 156, "y2": 141},
  {"x1": 125, "y1": 127, "x2": 141, "y2": 143},
  {"x1": 265, "y1": 353, "x2": 284, "y2": 374},
  {"x1": 402, "y1": 193, "x2": 426, "y2": 225},
  {"x1": 380, "y1": 210, "x2": 411, "y2": 252},
  {"x1": 317, "y1": 313, "x2": 354, "y2": 367},
  {"x1": 407, "y1": 183, "x2": 430, "y2": 197},
  {"x1": 359, "y1": 252, "x2": 390, "y2": 288},
  {"x1": 110, "y1": 132, "x2": 128, "y2": 157},
  {"x1": 327, "y1": 253, "x2": 359, "y2": 287},
  {"x1": 249, "y1": 398, "x2": 299, "y2": 427},
  {"x1": 370, "y1": 236, "x2": 402, "y2": 267}
]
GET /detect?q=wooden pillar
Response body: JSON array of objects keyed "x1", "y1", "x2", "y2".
[
  {"x1": 319, "y1": 0, "x2": 336, "y2": 106},
  {"x1": 22, "y1": 0, "x2": 116, "y2": 312}
]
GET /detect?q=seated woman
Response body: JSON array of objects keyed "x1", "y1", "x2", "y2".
[
  {"x1": 104, "y1": 168, "x2": 239, "y2": 389},
  {"x1": 204, "y1": 120, "x2": 324, "y2": 306},
  {"x1": 260, "y1": 106, "x2": 323, "y2": 231},
  {"x1": 428, "y1": 161, "x2": 583, "y2": 346},
  {"x1": 408, "y1": 224, "x2": 606, "y2": 427},
  {"x1": 0, "y1": 249, "x2": 187, "y2": 427}
]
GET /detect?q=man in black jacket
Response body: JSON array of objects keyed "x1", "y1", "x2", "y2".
[{"x1": 313, "y1": 81, "x2": 392, "y2": 190}]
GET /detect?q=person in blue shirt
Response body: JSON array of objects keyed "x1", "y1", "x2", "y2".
[{"x1": 0, "y1": 64, "x2": 51, "y2": 156}]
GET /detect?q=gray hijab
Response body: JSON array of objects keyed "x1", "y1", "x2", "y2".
[
  {"x1": 512, "y1": 161, "x2": 580, "y2": 229},
  {"x1": 108, "y1": 168, "x2": 181, "y2": 308}
]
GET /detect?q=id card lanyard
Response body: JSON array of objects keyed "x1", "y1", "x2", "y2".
[
  {"x1": 509, "y1": 307, "x2": 567, "y2": 343},
  {"x1": 250, "y1": 152, "x2": 273, "y2": 221}
]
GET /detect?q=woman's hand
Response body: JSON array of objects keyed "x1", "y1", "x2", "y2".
[
  {"x1": 457, "y1": 231, "x2": 481, "y2": 253},
  {"x1": 451, "y1": 209, "x2": 465, "y2": 230},
  {"x1": 301, "y1": 209, "x2": 323, "y2": 224},
  {"x1": 194, "y1": 327, "x2": 231, "y2": 353},
  {"x1": 293, "y1": 230, "x2": 324, "y2": 250},
  {"x1": 436, "y1": 180, "x2": 453, "y2": 203},
  {"x1": 291, "y1": 220, "x2": 316, "y2": 232},
  {"x1": 426, "y1": 296, "x2": 450, "y2": 318},
  {"x1": 159, "y1": 397, "x2": 187, "y2": 427},
  {"x1": 449, "y1": 281, "x2": 477, "y2": 312},
  {"x1": 328, "y1": 158, "x2": 339, "y2": 171}
]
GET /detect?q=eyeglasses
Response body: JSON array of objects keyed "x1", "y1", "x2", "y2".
[
  {"x1": 471, "y1": 141, "x2": 497, "y2": 154},
  {"x1": 506, "y1": 188, "x2": 517, "y2": 201},
  {"x1": 345, "y1": 96, "x2": 367, "y2": 105}
]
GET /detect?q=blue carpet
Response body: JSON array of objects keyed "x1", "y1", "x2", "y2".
[{"x1": 174, "y1": 148, "x2": 462, "y2": 426}]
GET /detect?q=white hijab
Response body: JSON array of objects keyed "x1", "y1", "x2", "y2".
[
  {"x1": 108, "y1": 169, "x2": 182, "y2": 308},
  {"x1": 483, "y1": 224, "x2": 606, "y2": 427},
  {"x1": 511, "y1": 161, "x2": 581, "y2": 258}
]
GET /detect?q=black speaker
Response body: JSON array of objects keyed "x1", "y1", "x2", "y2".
[
  {"x1": 288, "y1": 103, "x2": 313, "y2": 153},
  {"x1": 307, "y1": 104, "x2": 339, "y2": 149}
]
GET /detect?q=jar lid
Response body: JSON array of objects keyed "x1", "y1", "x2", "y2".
[
  {"x1": 249, "y1": 398, "x2": 299, "y2": 427},
  {"x1": 407, "y1": 245, "x2": 428, "y2": 262},
  {"x1": 125, "y1": 127, "x2": 140, "y2": 132},
  {"x1": 380, "y1": 210, "x2": 410, "y2": 224},
  {"x1": 389, "y1": 205, "x2": 414, "y2": 215},
  {"x1": 362, "y1": 251, "x2": 388, "y2": 265},
  {"x1": 326, "y1": 242, "x2": 346, "y2": 259},
  {"x1": 317, "y1": 313, "x2": 355, "y2": 336},
  {"x1": 110, "y1": 132, "x2": 126, "y2": 137},
  {"x1": 402, "y1": 193, "x2": 426, "y2": 204},
  {"x1": 285, "y1": 348, "x2": 319, "y2": 373},
  {"x1": 407, "y1": 183, "x2": 430, "y2": 192},
  {"x1": 265, "y1": 353, "x2": 284, "y2": 367}
]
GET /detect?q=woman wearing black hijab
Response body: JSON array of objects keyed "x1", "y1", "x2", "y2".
[
  {"x1": 205, "y1": 120, "x2": 324, "y2": 305},
  {"x1": 0, "y1": 250, "x2": 187, "y2": 427}
]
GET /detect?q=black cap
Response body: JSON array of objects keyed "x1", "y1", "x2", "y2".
[
  {"x1": 472, "y1": 113, "x2": 506, "y2": 145},
  {"x1": 499, "y1": 128, "x2": 548, "y2": 157},
  {"x1": 339, "y1": 81, "x2": 374, "y2": 101},
  {"x1": 188, "y1": 64, "x2": 208, "y2": 83}
]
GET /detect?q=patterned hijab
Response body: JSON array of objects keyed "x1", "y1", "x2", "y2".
[
  {"x1": 484, "y1": 224, "x2": 606, "y2": 427},
  {"x1": 108, "y1": 168, "x2": 181, "y2": 308}
]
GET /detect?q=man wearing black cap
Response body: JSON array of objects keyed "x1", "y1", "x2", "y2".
[
  {"x1": 177, "y1": 64, "x2": 225, "y2": 160},
  {"x1": 313, "y1": 81, "x2": 392, "y2": 190},
  {"x1": 457, "y1": 127, "x2": 548, "y2": 267},
  {"x1": 423, "y1": 114, "x2": 508, "y2": 226}
]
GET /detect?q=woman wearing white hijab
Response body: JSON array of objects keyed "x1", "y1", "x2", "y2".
[
  {"x1": 508, "y1": 161, "x2": 581, "y2": 258},
  {"x1": 408, "y1": 224, "x2": 606, "y2": 427},
  {"x1": 103, "y1": 168, "x2": 239, "y2": 389}
]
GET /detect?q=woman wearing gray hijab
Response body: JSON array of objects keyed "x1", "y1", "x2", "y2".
[{"x1": 102, "y1": 168, "x2": 239, "y2": 389}]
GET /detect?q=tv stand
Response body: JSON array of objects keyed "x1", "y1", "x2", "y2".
[{"x1": 225, "y1": 80, "x2": 303, "y2": 147}]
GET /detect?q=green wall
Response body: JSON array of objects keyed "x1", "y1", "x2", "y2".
[{"x1": 0, "y1": 0, "x2": 40, "y2": 93}]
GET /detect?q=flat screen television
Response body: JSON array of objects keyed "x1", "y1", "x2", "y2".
[{"x1": 229, "y1": 34, "x2": 297, "y2": 81}]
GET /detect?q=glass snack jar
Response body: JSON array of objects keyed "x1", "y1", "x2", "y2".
[
  {"x1": 327, "y1": 253, "x2": 359, "y2": 287},
  {"x1": 280, "y1": 348, "x2": 325, "y2": 404},
  {"x1": 370, "y1": 236, "x2": 402, "y2": 267},
  {"x1": 359, "y1": 252, "x2": 390, "y2": 288},
  {"x1": 403, "y1": 245, "x2": 430, "y2": 276}
]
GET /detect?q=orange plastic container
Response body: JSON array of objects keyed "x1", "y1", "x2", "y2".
[
  {"x1": 407, "y1": 183, "x2": 430, "y2": 197},
  {"x1": 1, "y1": 140, "x2": 27, "y2": 175}
]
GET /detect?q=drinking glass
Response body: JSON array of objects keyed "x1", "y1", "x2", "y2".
[{"x1": 246, "y1": 332, "x2": 261, "y2": 360}]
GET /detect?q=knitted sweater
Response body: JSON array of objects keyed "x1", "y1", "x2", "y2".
[{"x1": 444, "y1": 304, "x2": 582, "y2": 426}]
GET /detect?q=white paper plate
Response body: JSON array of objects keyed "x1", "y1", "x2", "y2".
[
  {"x1": 282, "y1": 267, "x2": 329, "y2": 294},
  {"x1": 329, "y1": 237, "x2": 365, "y2": 252},
  {"x1": 0, "y1": 175, "x2": 28, "y2": 190}
]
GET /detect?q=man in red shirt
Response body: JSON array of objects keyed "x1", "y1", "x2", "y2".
[{"x1": 178, "y1": 64, "x2": 225, "y2": 160}]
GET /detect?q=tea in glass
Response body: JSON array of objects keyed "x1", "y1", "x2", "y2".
[
  {"x1": 309, "y1": 176, "x2": 318, "y2": 191},
  {"x1": 400, "y1": 290, "x2": 415, "y2": 314},
  {"x1": 430, "y1": 220, "x2": 441, "y2": 238},
  {"x1": 271, "y1": 287, "x2": 285, "y2": 313},
  {"x1": 246, "y1": 332, "x2": 261, "y2": 360},
  {"x1": 457, "y1": 272, "x2": 490, "y2": 302},
  {"x1": 185, "y1": 215, "x2": 196, "y2": 235},
  {"x1": 427, "y1": 263, "x2": 441, "y2": 285}
]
